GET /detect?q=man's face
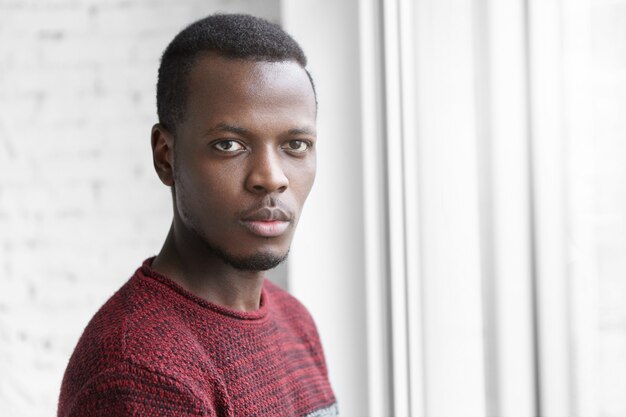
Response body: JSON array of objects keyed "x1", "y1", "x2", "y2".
[{"x1": 170, "y1": 55, "x2": 317, "y2": 270}]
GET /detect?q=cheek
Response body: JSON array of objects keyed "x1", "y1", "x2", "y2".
[
  {"x1": 290, "y1": 161, "x2": 317, "y2": 203},
  {"x1": 175, "y1": 166, "x2": 230, "y2": 217}
]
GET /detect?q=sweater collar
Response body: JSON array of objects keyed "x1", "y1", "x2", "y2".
[{"x1": 140, "y1": 257, "x2": 269, "y2": 321}]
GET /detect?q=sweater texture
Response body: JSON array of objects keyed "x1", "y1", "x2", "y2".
[{"x1": 58, "y1": 259, "x2": 337, "y2": 417}]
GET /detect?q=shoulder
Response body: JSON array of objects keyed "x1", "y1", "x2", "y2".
[
  {"x1": 64, "y1": 273, "x2": 185, "y2": 362},
  {"x1": 58, "y1": 361, "x2": 222, "y2": 417},
  {"x1": 60, "y1": 270, "x2": 226, "y2": 413},
  {"x1": 263, "y1": 279, "x2": 316, "y2": 324},
  {"x1": 263, "y1": 279, "x2": 325, "y2": 350}
]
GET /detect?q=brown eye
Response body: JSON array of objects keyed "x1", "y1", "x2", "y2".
[
  {"x1": 214, "y1": 140, "x2": 245, "y2": 152},
  {"x1": 283, "y1": 140, "x2": 310, "y2": 153}
]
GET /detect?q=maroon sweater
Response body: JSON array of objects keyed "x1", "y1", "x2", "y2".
[{"x1": 58, "y1": 259, "x2": 337, "y2": 417}]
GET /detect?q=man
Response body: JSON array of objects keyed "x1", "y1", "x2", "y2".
[{"x1": 58, "y1": 14, "x2": 338, "y2": 417}]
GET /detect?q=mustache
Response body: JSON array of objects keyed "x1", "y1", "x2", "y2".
[{"x1": 237, "y1": 199, "x2": 294, "y2": 222}]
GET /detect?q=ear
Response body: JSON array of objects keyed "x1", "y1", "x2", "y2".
[{"x1": 151, "y1": 124, "x2": 175, "y2": 186}]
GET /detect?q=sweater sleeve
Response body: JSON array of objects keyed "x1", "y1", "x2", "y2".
[{"x1": 60, "y1": 363, "x2": 218, "y2": 417}]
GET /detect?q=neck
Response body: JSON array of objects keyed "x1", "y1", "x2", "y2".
[{"x1": 151, "y1": 220, "x2": 265, "y2": 312}]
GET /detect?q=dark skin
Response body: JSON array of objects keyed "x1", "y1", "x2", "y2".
[{"x1": 150, "y1": 55, "x2": 317, "y2": 312}]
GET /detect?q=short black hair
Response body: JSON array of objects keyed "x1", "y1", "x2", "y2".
[{"x1": 157, "y1": 13, "x2": 314, "y2": 133}]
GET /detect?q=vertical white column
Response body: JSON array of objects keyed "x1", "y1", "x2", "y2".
[
  {"x1": 411, "y1": 1, "x2": 487, "y2": 415},
  {"x1": 560, "y1": 1, "x2": 598, "y2": 416},
  {"x1": 474, "y1": 0, "x2": 538, "y2": 416},
  {"x1": 359, "y1": 0, "x2": 394, "y2": 415},
  {"x1": 526, "y1": 1, "x2": 574, "y2": 416},
  {"x1": 396, "y1": 0, "x2": 426, "y2": 415},
  {"x1": 380, "y1": 0, "x2": 411, "y2": 415}
]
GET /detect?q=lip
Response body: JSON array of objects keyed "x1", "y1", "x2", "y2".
[
  {"x1": 241, "y1": 220, "x2": 290, "y2": 237},
  {"x1": 240, "y1": 206, "x2": 292, "y2": 237},
  {"x1": 241, "y1": 206, "x2": 291, "y2": 222}
]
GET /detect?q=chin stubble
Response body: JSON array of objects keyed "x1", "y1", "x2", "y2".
[{"x1": 204, "y1": 241, "x2": 289, "y2": 271}]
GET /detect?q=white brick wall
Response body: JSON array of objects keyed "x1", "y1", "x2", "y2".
[{"x1": 0, "y1": 1, "x2": 279, "y2": 416}]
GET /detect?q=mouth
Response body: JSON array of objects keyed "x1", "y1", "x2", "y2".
[
  {"x1": 240, "y1": 206, "x2": 292, "y2": 238},
  {"x1": 241, "y1": 220, "x2": 290, "y2": 237}
]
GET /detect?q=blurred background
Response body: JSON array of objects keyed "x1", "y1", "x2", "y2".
[{"x1": 1, "y1": 0, "x2": 625, "y2": 416}]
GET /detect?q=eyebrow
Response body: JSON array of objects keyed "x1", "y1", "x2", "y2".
[
  {"x1": 207, "y1": 123, "x2": 249, "y2": 135},
  {"x1": 288, "y1": 127, "x2": 317, "y2": 136},
  {"x1": 206, "y1": 123, "x2": 316, "y2": 136}
]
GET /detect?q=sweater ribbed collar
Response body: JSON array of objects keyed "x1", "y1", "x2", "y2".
[{"x1": 139, "y1": 257, "x2": 269, "y2": 321}]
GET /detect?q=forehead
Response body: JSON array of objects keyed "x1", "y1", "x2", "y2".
[{"x1": 183, "y1": 54, "x2": 316, "y2": 127}]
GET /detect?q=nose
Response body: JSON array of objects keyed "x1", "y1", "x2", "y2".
[{"x1": 245, "y1": 147, "x2": 289, "y2": 194}]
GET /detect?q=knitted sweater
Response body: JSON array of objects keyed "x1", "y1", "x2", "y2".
[{"x1": 58, "y1": 259, "x2": 338, "y2": 417}]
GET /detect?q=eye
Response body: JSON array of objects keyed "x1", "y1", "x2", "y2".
[
  {"x1": 213, "y1": 140, "x2": 245, "y2": 152},
  {"x1": 282, "y1": 140, "x2": 311, "y2": 153}
]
